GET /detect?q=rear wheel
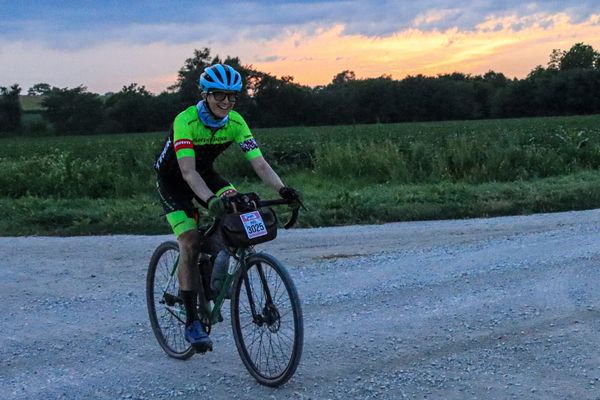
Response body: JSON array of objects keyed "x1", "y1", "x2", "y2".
[
  {"x1": 146, "y1": 241, "x2": 195, "y2": 360},
  {"x1": 230, "y1": 253, "x2": 303, "y2": 387}
]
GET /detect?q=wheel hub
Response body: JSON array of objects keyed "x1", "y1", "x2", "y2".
[{"x1": 262, "y1": 304, "x2": 281, "y2": 333}]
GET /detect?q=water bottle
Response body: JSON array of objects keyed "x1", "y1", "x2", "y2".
[{"x1": 210, "y1": 250, "x2": 230, "y2": 295}]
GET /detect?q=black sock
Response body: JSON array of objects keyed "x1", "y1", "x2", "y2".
[{"x1": 180, "y1": 290, "x2": 198, "y2": 326}]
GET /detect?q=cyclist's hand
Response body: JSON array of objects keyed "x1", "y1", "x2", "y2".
[
  {"x1": 279, "y1": 186, "x2": 301, "y2": 206},
  {"x1": 207, "y1": 196, "x2": 228, "y2": 218}
]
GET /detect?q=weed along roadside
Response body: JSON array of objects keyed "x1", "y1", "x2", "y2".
[{"x1": 2, "y1": 114, "x2": 600, "y2": 235}]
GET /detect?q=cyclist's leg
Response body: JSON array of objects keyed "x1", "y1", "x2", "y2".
[
  {"x1": 157, "y1": 181, "x2": 204, "y2": 327},
  {"x1": 176, "y1": 229, "x2": 201, "y2": 297},
  {"x1": 197, "y1": 171, "x2": 237, "y2": 295}
]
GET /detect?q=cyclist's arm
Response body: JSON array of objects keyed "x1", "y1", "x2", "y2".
[
  {"x1": 249, "y1": 156, "x2": 285, "y2": 192},
  {"x1": 231, "y1": 111, "x2": 284, "y2": 191},
  {"x1": 177, "y1": 156, "x2": 214, "y2": 202}
]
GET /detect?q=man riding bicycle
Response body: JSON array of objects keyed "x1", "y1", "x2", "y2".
[{"x1": 154, "y1": 63, "x2": 300, "y2": 352}]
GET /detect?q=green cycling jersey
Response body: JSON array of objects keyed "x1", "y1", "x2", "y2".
[{"x1": 155, "y1": 106, "x2": 262, "y2": 180}]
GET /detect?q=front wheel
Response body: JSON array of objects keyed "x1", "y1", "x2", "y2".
[
  {"x1": 146, "y1": 241, "x2": 195, "y2": 360},
  {"x1": 230, "y1": 253, "x2": 304, "y2": 387}
]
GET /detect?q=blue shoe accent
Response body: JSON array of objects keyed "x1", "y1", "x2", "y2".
[{"x1": 185, "y1": 320, "x2": 213, "y2": 352}]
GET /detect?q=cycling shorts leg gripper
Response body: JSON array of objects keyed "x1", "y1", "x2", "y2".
[{"x1": 166, "y1": 210, "x2": 197, "y2": 237}]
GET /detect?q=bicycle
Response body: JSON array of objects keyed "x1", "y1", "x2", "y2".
[{"x1": 146, "y1": 193, "x2": 304, "y2": 387}]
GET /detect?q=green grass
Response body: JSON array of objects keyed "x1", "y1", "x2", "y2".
[
  {"x1": 285, "y1": 170, "x2": 600, "y2": 225},
  {"x1": 2, "y1": 114, "x2": 600, "y2": 235},
  {"x1": 3, "y1": 171, "x2": 600, "y2": 236}
]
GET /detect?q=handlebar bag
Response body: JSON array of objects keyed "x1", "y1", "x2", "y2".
[{"x1": 221, "y1": 207, "x2": 278, "y2": 247}]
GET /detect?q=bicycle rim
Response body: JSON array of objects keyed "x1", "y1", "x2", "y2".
[
  {"x1": 146, "y1": 241, "x2": 194, "y2": 359},
  {"x1": 231, "y1": 253, "x2": 303, "y2": 386}
]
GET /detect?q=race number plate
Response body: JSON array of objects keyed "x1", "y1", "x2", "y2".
[{"x1": 240, "y1": 211, "x2": 267, "y2": 239}]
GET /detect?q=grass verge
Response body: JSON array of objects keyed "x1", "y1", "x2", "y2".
[{"x1": 3, "y1": 170, "x2": 600, "y2": 236}]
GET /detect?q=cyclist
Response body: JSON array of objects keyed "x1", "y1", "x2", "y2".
[{"x1": 154, "y1": 63, "x2": 300, "y2": 352}]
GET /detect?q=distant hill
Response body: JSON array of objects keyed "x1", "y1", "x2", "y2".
[{"x1": 19, "y1": 95, "x2": 45, "y2": 112}]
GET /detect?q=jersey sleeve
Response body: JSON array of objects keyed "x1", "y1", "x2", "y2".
[
  {"x1": 172, "y1": 113, "x2": 195, "y2": 160},
  {"x1": 232, "y1": 113, "x2": 262, "y2": 160}
]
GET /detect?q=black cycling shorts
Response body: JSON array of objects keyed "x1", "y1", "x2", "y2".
[{"x1": 156, "y1": 170, "x2": 236, "y2": 236}]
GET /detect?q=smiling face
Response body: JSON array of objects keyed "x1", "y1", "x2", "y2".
[{"x1": 203, "y1": 91, "x2": 238, "y2": 119}]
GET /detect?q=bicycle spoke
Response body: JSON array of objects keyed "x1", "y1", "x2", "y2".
[
  {"x1": 268, "y1": 333, "x2": 284, "y2": 374},
  {"x1": 273, "y1": 334, "x2": 289, "y2": 362},
  {"x1": 239, "y1": 319, "x2": 257, "y2": 331}
]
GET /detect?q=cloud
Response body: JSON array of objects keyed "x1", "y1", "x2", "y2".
[
  {"x1": 3, "y1": 0, "x2": 600, "y2": 93},
  {"x1": 253, "y1": 55, "x2": 285, "y2": 62},
  {"x1": 2, "y1": 0, "x2": 599, "y2": 49},
  {"x1": 334, "y1": 0, "x2": 600, "y2": 36}
]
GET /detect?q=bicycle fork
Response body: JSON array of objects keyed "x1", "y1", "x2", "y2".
[{"x1": 242, "y1": 257, "x2": 277, "y2": 328}]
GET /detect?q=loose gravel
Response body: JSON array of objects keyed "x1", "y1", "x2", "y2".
[{"x1": 2, "y1": 209, "x2": 600, "y2": 399}]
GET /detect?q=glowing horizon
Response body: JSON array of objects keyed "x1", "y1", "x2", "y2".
[
  {"x1": 2, "y1": 2, "x2": 600, "y2": 94},
  {"x1": 249, "y1": 13, "x2": 600, "y2": 88}
]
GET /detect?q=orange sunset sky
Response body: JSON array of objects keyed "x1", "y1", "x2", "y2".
[{"x1": 2, "y1": 2, "x2": 600, "y2": 93}]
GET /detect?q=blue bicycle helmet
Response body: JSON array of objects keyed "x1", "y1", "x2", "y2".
[{"x1": 199, "y1": 64, "x2": 242, "y2": 92}]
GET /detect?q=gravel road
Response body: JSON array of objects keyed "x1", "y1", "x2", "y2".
[{"x1": 2, "y1": 209, "x2": 600, "y2": 400}]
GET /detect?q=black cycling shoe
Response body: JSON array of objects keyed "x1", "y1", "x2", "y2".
[{"x1": 185, "y1": 320, "x2": 213, "y2": 353}]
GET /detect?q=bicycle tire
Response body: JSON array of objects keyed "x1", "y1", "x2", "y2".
[
  {"x1": 230, "y1": 253, "x2": 304, "y2": 387},
  {"x1": 146, "y1": 241, "x2": 195, "y2": 360}
]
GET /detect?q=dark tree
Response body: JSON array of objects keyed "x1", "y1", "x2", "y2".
[
  {"x1": 169, "y1": 48, "x2": 217, "y2": 105},
  {"x1": 559, "y1": 43, "x2": 599, "y2": 70},
  {"x1": 332, "y1": 70, "x2": 356, "y2": 85},
  {"x1": 104, "y1": 83, "x2": 157, "y2": 132},
  {"x1": 151, "y1": 91, "x2": 182, "y2": 130},
  {"x1": 246, "y1": 71, "x2": 314, "y2": 127},
  {"x1": 42, "y1": 86, "x2": 104, "y2": 134},
  {"x1": 0, "y1": 84, "x2": 22, "y2": 132},
  {"x1": 547, "y1": 49, "x2": 565, "y2": 70},
  {"x1": 27, "y1": 83, "x2": 52, "y2": 96}
]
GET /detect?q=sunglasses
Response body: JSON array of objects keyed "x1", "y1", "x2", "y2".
[{"x1": 210, "y1": 92, "x2": 238, "y2": 102}]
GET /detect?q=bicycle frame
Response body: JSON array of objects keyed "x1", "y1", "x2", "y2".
[
  {"x1": 160, "y1": 195, "x2": 303, "y2": 328},
  {"x1": 160, "y1": 245, "x2": 262, "y2": 327}
]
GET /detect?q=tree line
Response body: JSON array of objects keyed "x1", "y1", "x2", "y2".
[{"x1": 1, "y1": 42, "x2": 600, "y2": 135}]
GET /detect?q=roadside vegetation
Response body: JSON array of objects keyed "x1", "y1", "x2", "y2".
[
  {"x1": 2, "y1": 43, "x2": 600, "y2": 137},
  {"x1": 1, "y1": 114, "x2": 600, "y2": 235}
]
